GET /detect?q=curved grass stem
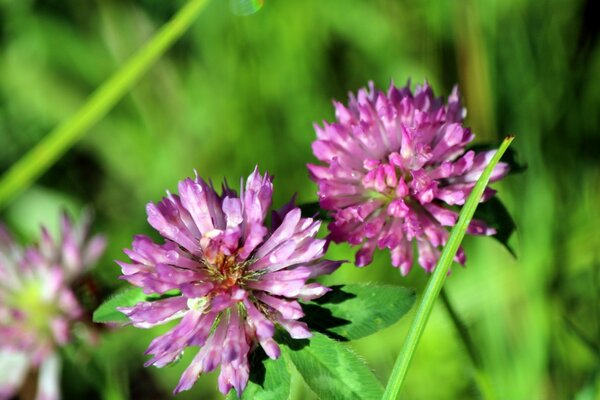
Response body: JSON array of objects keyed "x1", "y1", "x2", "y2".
[
  {"x1": 382, "y1": 136, "x2": 514, "y2": 400},
  {"x1": 0, "y1": 0, "x2": 210, "y2": 209}
]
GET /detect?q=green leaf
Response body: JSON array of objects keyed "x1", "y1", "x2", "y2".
[
  {"x1": 473, "y1": 196, "x2": 517, "y2": 256},
  {"x1": 279, "y1": 331, "x2": 384, "y2": 400},
  {"x1": 92, "y1": 287, "x2": 147, "y2": 323},
  {"x1": 226, "y1": 350, "x2": 291, "y2": 400},
  {"x1": 302, "y1": 284, "x2": 416, "y2": 341},
  {"x1": 298, "y1": 202, "x2": 331, "y2": 221}
]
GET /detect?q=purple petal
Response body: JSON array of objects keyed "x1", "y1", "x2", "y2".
[
  {"x1": 255, "y1": 208, "x2": 301, "y2": 260},
  {"x1": 82, "y1": 235, "x2": 107, "y2": 267},
  {"x1": 355, "y1": 241, "x2": 376, "y2": 267},
  {"x1": 243, "y1": 299, "x2": 275, "y2": 340},
  {"x1": 259, "y1": 337, "x2": 280, "y2": 360},
  {"x1": 256, "y1": 293, "x2": 304, "y2": 319},
  {"x1": 174, "y1": 319, "x2": 227, "y2": 394},
  {"x1": 278, "y1": 319, "x2": 312, "y2": 339},
  {"x1": 146, "y1": 202, "x2": 199, "y2": 254},
  {"x1": 297, "y1": 283, "x2": 330, "y2": 300},
  {"x1": 118, "y1": 297, "x2": 187, "y2": 328},
  {"x1": 146, "y1": 310, "x2": 212, "y2": 367},
  {"x1": 238, "y1": 223, "x2": 268, "y2": 260},
  {"x1": 243, "y1": 167, "x2": 273, "y2": 226},
  {"x1": 178, "y1": 178, "x2": 218, "y2": 234},
  {"x1": 246, "y1": 278, "x2": 306, "y2": 297}
]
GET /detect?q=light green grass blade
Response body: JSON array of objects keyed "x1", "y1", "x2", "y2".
[
  {"x1": 0, "y1": 0, "x2": 210, "y2": 209},
  {"x1": 382, "y1": 136, "x2": 515, "y2": 400}
]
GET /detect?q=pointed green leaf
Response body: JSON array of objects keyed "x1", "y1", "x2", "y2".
[
  {"x1": 92, "y1": 287, "x2": 147, "y2": 323},
  {"x1": 473, "y1": 196, "x2": 516, "y2": 256},
  {"x1": 226, "y1": 350, "x2": 291, "y2": 400},
  {"x1": 302, "y1": 284, "x2": 415, "y2": 341},
  {"x1": 298, "y1": 202, "x2": 331, "y2": 221},
  {"x1": 279, "y1": 332, "x2": 383, "y2": 400}
]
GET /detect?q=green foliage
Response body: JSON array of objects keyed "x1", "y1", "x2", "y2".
[
  {"x1": 93, "y1": 287, "x2": 148, "y2": 323},
  {"x1": 95, "y1": 282, "x2": 413, "y2": 399},
  {"x1": 298, "y1": 202, "x2": 331, "y2": 222},
  {"x1": 229, "y1": 0, "x2": 264, "y2": 16},
  {"x1": 303, "y1": 284, "x2": 416, "y2": 340},
  {"x1": 473, "y1": 197, "x2": 517, "y2": 256},
  {"x1": 280, "y1": 332, "x2": 384, "y2": 400},
  {"x1": 0, "y1": 0, "x2": 210, "y2": 209},
  {"x1": 0, "y1": 0, "x2": 598, "y2": 399},
  {"x1": 226, "y1": 352, "x2": 290, "y2": 400}
]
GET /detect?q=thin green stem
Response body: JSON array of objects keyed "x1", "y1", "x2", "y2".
[
  {"x1": 440, "y1": 287, "x2": 482, "y2": 369},
  {"x1": 0, "y1": 0, "x2": 210, "y2": 209},
  {"x1": 382, "y1": 136, "x2": 514, "y2": 400},
  {"x1": 564, "y1": 315, "x2": 600, "y2": 360}
]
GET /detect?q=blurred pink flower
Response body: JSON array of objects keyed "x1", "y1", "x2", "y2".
[
  {"x1": 0, "y1": 212, "x2": 106, "y2": 400},
  {"x1": 309, "y1": 81, "x2": 509, "y2": 274}
]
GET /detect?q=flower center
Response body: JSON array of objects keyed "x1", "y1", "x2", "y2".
[
  {"x1": 362, "y1": 155, "x2": 411, "y2": 201},
  {"x1": 187, "y1": 296, "x2": 209, "y2": 312},
  {"x1": 8, "y1": 281, "x2": 57, "y2": 336},
  {"x1": 200, "y1": 250, "x2": 259, "y2": 292}
]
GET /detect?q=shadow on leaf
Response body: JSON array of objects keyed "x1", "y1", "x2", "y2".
[
  {"x1": 301, "y1": 304, "x2": 351, "y2": 341},
  {"x1": 248, "y1": 348, "x2": 268, "y2": 387},
  {"x1": 300, "y1": 285, "x2": 357, "y2": 341},
  {"x1": 275, "y1": 330, "x2": 310, "y2": 351}
]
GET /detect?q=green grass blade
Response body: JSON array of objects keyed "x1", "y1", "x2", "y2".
[
  {"x1": 0, "y1": 0, "x2": 210, "y2": 209},
  {"x1": 382, "y1": 136, "x2": 515, "y2": 400}
]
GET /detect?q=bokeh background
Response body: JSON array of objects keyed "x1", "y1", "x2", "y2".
[{"x1": 1, "y1": 0, "x2": 599, "y2": 398}]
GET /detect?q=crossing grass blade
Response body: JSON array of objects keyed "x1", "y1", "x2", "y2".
[
  {"x1": 382, "y1": 136, "x2": 514, "y2": 400},
  {"x1": 0, "y1": 0, "x2": 210, "y2": 210}
]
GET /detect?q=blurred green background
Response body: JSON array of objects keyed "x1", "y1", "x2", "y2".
[{"x1": 1, "y1": 0, "x2": 599, "y2": 398}]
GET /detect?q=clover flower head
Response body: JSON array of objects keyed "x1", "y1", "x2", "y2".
[
  {"x1": 0, "y1": 212, "x2": 106, "y2": 400},
  {"x1": 308, "y1": 81, "x2": 509, "y2": 274},
  {"x1": 118, "y1": 167, "x2": 341, "y2": 396}
]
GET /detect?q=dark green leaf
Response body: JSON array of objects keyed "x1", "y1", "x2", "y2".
[
  {"x1": 473, "y1": 197, "x2": 517, "y2": 256},
  {"x1": 278, "y1": 331, "x2": 383, "y2": 400},
  {"x1": 226, "y1": 349, "x2": 291, "y2": 400},
  {"x1": 92, "y1": 287, "x2": 148, "y2": 323},
  {"x1": 302, "y1": 284, "x2": 415, "y2": 341},
  {"x1": 298, "y1": 201, "x2": 331, "y2": 221}
]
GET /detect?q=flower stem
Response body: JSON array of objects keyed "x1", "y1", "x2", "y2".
[
  {"x1": 0, "y1": 0, "x2": 210, "y2": 210},
  {"x1": 382, "y1": 136, "x2": 514, "y2": 400}
]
